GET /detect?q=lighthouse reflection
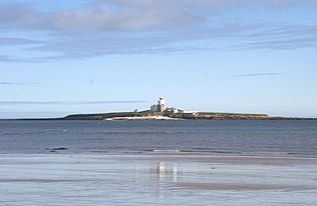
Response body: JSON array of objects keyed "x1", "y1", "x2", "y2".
[{"x1": 153, "y1": 162, "x2": 179, "y2": 198}]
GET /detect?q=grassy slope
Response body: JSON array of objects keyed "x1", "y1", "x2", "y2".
[
  {"x1": 64, "y1": 110, "x2": 270, "y2": 120},
  {"x1": 64, "y1": 110, "x2": 153, "y2": 120}
]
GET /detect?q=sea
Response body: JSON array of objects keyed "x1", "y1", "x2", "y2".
[
  {"x1": 1, "y1": 120, "x2": 317, "y2": 206},
  {"x1": 1, "y1": 120, "x2": 317, "y2": 157}
]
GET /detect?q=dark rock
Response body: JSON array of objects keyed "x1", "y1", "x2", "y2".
[{"x1": 51, "y1": 147, "x2": 68, "y2": 151}]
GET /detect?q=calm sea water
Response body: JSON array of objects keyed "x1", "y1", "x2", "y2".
[
  {"x1": 0, "y1": 120, "x2": 317, "y2": 156},
  {"x1": 1, "y1": 120, "x2": 317, "y2": 206}
]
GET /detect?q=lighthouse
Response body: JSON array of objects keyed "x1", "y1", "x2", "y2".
[
  {"x1": 150, "y1": 97, "x2": 167, "y2": 112},
  {"x1": 157, "y1": 96, "x2": 166, "y2": 112}
]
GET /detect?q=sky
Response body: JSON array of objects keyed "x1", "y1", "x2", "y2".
[{"x1": 0, "y1": 0, "x2": 317, "y2": 118}]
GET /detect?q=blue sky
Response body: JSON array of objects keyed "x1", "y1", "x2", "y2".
[{"x1": 1, "y1": 0, "x2": 317, "y2": 118}]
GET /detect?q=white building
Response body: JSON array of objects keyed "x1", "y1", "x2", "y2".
[{"x1": 151, "y1": 97, "x2": 167, "y2": 112}]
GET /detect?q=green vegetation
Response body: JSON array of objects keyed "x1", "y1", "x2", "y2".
[
  {"x1": 64, "y1": 110, "x2": 153, "y2": 120},
  {"x1": 197, "y1": 112, "x2": 269, "y2": 117},
  {"x1": 193, "y1": 112, "x2": 270, "y2": 120},
  {"x1": 17, "y1": 110, "x2": 317, "y2": 121},
  {"x1": 64, "y1": 110, "x2": 271, "y2": 120}
]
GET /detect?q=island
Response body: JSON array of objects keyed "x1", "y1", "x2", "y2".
[{"x1": 61, "y1": 97, "x2": 316, "y2": 121}]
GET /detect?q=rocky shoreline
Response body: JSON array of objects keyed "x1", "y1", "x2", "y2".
[
  {"x1": 105, "y1": 115, "x2": 181, "y2": 121},
  {"x1": 61, "y1": 111, "x2": 317, "y2": 121},
  {"x1": 10, "y1": 111, "x2": 317, "y2": 121}
]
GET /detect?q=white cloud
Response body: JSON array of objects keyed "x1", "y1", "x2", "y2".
[
  {"x1": 111, "y1": 0, "x2": 317, "y2": 8},
  {"x1": 0, "y1": 4, "x2": 41, "y2": 28},
  {"x1": 265, "y1": 0, "x2": 317, "y2": 7},
  {"x1": 0, "y1": 2, "x2": 203, "y2": 31},
  {"x1": 49, "y1": 6, "x2": 202, "y2": 31},
  {"x1": 112, "y1": 0, "x2": 238, "y2": 8},
  {"x1": 0, "y1": 37, "x2": 40, "y2": 45},
  {"x1": 0, "y1": 1, "x2": 317, "y2": 61},
  {"x1": 0, "y1": 1, "x2": 316, "y2": 32}
]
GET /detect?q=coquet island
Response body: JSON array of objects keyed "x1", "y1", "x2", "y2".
[
  {"x1": 1, "y1": 1, "x2": 317, "y2": 206},
  {"x1": 21, "y1": 97, "x2": 316, "y2": 121}
]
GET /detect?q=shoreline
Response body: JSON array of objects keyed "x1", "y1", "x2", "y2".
[
  {"x1": 1, "y1": 151, "x2": 317, "y2": 161},
  {"x1": 1, "y1": 152, "x2": 317, "y2": 204},
  {"x1": 105, "y1": 115, "x2": 182, "y2": 121},
  {"x1": 1, "y1": 153, "x2": 317, "y2": 170},
  {"x1": 3, "y1": 117, "x2": 317, "y2": 121}
]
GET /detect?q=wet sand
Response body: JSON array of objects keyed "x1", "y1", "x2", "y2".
[
  {"x1": 110, "y1": 153, "x2": 317, "y2": 165},
  {"x1": 175, "y1": 182, "x2": 316, "y2": 191},
  {"x1": 176, "y1": 182, "x2": 289, "y2": 191},
  {"x1": 0, "y1": 153, "x2": 317, "y2": 205}
]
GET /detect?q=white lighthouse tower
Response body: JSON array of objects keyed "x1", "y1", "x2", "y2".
[
  {"x1": 157, "y1": 96, "x2": 166, "y2": 112},
  {"x1": 150, "y1": 97, "x2": 167, "y2": 112}
]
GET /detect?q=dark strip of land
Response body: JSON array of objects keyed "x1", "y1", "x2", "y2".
[{"x1": 7, "y1": 110, "x2": 317, "y2": 121}]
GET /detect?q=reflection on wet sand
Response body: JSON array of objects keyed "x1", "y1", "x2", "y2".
[
  {"x1": 174, "y1": 182, "x2": 317, "y2": 191},
  {"x1": 1, "y1": 154, "x2": 317, "y2": 206},
  {"x1": 0, "y1": 179, "x2": 88, "y2": 183},
  {"x1": 153, "y1": 162, "x2": 180, "y2": 198},
  {"x1": 150, "y1": 158, "x2": 317, "y2": 194},
  {"x1": 154, "y1": 162, "x2": 179, "y2": 182},
  {"x1": 156, "y1": 162, "x2": 166, "y2": 180}
]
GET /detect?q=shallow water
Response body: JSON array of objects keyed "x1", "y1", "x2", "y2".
[
  {"x1": 1, "y1": 120, "x2": 317, "y2": 205},
  {"x1": 1, "y1": 120, "x2": 317, "y2": 157},
  {"x1": 0, "y1": 154, "x2": 317, "y2": 206}
]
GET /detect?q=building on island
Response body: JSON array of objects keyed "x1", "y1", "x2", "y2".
[
  {"x1": 150, "y1": 97, "x2": 184, "y2": 114},
  {"x1": 151, "y1": 96, "x2": 166, "y2": 112}
]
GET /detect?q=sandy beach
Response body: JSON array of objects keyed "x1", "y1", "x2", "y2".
[
  {"x1": 105, "y1": 115, "x2": 181, "y2": 120},
  {"x1": 0, "y1": 153, "x2": 316, "y2": 206}
]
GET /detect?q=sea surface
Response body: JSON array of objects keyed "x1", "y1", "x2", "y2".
[
  {"x1": 0, "y1": 120, "x2": 316, "y2": 157},
  {"x1": 1, "y1": 120, "x2": 317, "y2": 206},
  {"x1": 1, "y1": 154, "x2": 317, "y2": 206}
]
